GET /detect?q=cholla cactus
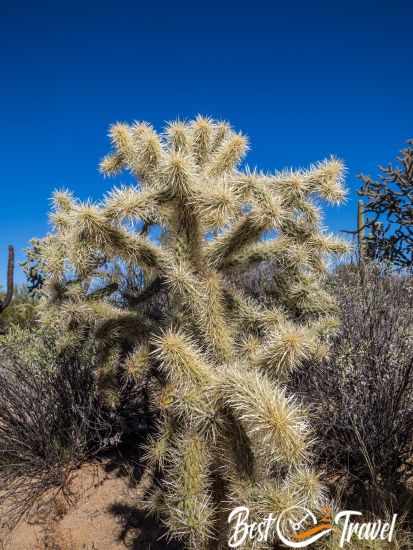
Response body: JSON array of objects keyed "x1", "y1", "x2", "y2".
[{"x1": 36, "y1": 116, "x2": 348, "y2": 548}]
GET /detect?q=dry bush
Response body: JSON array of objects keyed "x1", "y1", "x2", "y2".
[
  {"x1": 291, "y1": 264, "x2": 413, "y2": 514},
  {"x1": 0, "y1": 342, "x2": 115, "y2": 525}
]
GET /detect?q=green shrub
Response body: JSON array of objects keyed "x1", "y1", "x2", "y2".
[{"x1": 0, "y1": 284, "x2": 38, "y2": 334}]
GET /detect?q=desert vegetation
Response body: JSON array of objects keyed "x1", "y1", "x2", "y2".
[
  {"x1": 356, "y1": 140, "x2": 413, "y2": 269},
  {"x1": 292, "y1": 264, "x2": 413, "y2": 514},
  {"x1": 0, "y1": 119, "x2": 412, "y2": 549}
]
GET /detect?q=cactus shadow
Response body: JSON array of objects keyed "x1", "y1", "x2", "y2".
[{"x1": 108, "y1": 502, "x2": 183, "y2": 550}]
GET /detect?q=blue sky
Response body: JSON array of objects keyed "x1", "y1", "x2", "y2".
[{"x1": 1, "y1": 1, "x2": 412, "y2": 283}]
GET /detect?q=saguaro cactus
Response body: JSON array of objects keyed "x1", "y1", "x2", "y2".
[
  {"x1": 357, "y1": 199, "x2": 366, "y2": 264},
  {"x1": 0, "y1": 245, "x2": 14, "y2": 313},
  {"x1": 36, "y1": 117, "x2": 348, "y2": 548}
]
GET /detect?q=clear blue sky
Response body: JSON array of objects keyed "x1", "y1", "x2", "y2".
[{"x1": 1, "y1": 1, "x2": 412, "y2": 283}]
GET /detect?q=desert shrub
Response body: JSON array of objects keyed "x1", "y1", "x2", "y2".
[
  {"x1": 0, "y1": 340, "x2": 115, "y2": 524},
  {"x1": 291, "y1": 263, "x2": 413, "y2": 514},
  {"x1": 0, "y1": 284, "x2": 38, "y2": 334},
  {"x1": 0, "y1": 245, "x2": 38, "y2": 334}
]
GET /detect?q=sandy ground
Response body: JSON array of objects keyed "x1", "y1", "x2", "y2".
[{"x1": 0, "y1": 461, "x2": 181, "y2": 550}]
